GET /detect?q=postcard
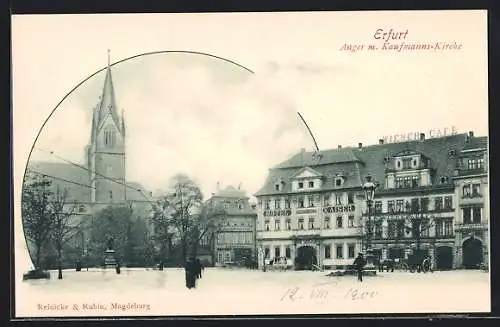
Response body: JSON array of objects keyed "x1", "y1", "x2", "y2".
[{"x1": 12, "y1": 10, "x2": 489, "y2": 318}]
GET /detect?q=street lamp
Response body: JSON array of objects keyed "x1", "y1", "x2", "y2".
[{"x1": 362, "y1": 174, "x2": 378, "y2": 270}]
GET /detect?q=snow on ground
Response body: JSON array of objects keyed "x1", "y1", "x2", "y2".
[{"x1": 16, "y1": 268, "x2": 490, "y2": 317}]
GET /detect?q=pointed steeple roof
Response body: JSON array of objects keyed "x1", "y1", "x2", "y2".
[{"x1": 96, "y1": 49, "x2": 121, "y2": 134}]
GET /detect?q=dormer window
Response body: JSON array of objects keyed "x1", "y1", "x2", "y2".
[
  {"x1": 397, "y1": 160, "x2": 402, "y2": 168},
  {"x1": 275, "y1": 184, "x2": 280, "y2": 191},
  {"x1": 335, "y1": 178, "x2": 343, "y2": 187},
  {"x1": 298, "y1": 182, "x2": 304, "y2": 189},
  {"x1": 309, "y1": 181, "x2": 314, "y2": 188}
]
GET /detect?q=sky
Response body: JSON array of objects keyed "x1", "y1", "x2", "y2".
[{"x1": 12, "y1": 11, "x2": 488, "y2": 272}]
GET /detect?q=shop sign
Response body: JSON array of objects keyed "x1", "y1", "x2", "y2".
[{"x1": 323, "y1": 204, "x2": 356, "y2": 214}]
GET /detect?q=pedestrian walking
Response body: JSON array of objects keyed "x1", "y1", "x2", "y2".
[
  {"x1": 196, "y1": 258, "x2": 203, "y2": 279},
  {"x1": 353, "y1": 253, "x2": 366, "y2": 282},
  {"x1": 185, "y1": 258, "x2": 196, "y2": 289}
]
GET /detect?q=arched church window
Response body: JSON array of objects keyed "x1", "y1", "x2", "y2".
[{"x1": 104, "y1": 126, "x2": 115, "y2": 147}]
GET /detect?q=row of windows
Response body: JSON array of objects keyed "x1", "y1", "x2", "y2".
[
  {"x1": 263, "y1": 215, "x2": 356, "y2": 231},
  {"x1": 264, "y1": 192, "x2": 355, "y2": 210},
  {"x1": 373, "y1": 196, "x2": 453, "y2": 214},
  {"x1": 264, "y1": 244, "x2": 356, "y2": 260},
  {"x1": 293, "y1": 177, "x2": 345, "y2": 190},
  {"x1": 217, "y1": 232, "x2": 253, "y2": 245},
  {"x1": 466, "y1": 158, "x2": 486, "y2": 170},
  {"x1": 274, "y1": 176, "x2": 347, "y2": 192},
  {"x1": 217, "y1": 221, "x2": 253, "y2": 228},
  {"x1": 394, "y1": 175, "x2": 420, "y2": 188},
  {"x1": 374, "y1": 218, "x2": 454, "y2": 238},
  {"x1": 209, "y1": 200, "x2": 245, "y2": 210}
]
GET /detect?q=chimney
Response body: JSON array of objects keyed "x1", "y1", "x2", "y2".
[
  {"x1": 216, "y1": 181, "x2": 220, "y2": 190},
  {"x1": 420, "y1": 133, "x2": 425, "y2": 141},
  {"x1": 378, "y1": 139, "x2": 384, "y2": 145},
  {"x1": 338, "y1": 145, "x2": 342, "y2": 149},
  {"x1": 301, "y1": 148, "x2": 306, "y2": 153},
  {"x1": 469, "y1": 131, "x2": 474, "y2": 138},
  {"x1": 358, "y1": 143, "x2": 363, "y2": 149},
  {"x1": 149, "y1": 191, "x2": 153, "y2": 197}
]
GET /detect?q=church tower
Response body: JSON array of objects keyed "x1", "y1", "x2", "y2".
[{"x1": 87, "y1": 50, "x2": 127, "y2": 203}]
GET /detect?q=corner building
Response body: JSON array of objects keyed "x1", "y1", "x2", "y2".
[
  {"x1": 255, "y1": 131, "x2": 489, "y2": 270},
  {"x1": 205, "y1": 186, "x2": 258, "y2": 267}
]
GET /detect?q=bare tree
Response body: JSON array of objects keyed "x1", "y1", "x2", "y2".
[
  {"x1": 403, "y1": 198, "x2": 433, "y2": 271},
  {"x1": 150, "y1": 197, "x2": 176, "y2": 269},
  {"x1": 21, "y1": 172, "x2": 54, "y2": 271},
  {"x1": 167, "y1": 174, "x2": 204, "y2": 263},
  {"x1": 49, "y1": 186, "x2": 80, "y2": 279}
]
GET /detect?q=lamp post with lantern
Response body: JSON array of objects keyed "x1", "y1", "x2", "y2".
[{"x1": 362, "y1": 174, "x2": 378, "y2": 271}]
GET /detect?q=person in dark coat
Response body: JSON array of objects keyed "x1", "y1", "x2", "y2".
[
  {"x1": 353, "y1": 253, "x2": 366, "y2": 282},
  {"x1": 185, "y1": 258, "x2": 196, "y2": 289},
  {"x1": 195, "y1": 258, "x2": 203, "y2": 279}
]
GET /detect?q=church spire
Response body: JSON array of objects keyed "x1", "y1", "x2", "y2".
[{"x1": 95, "y1": 49, "x2": 121, "y2": 134}]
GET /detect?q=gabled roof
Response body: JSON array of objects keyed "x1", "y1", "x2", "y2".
[
  {"x1": 255, "y1": 133, "x2": 483, "y2": 197},
  {"x1": 213, "y1": 185, "x2": 248, "y2": 198},
  {"x1": 255, "y1": 161, "x2": 363, "y2": 196},
  {"x1": 206, "y1": 186, "x2": 256, "y2": 216},
  {"x1": 354, "y1": 133, "x2": 471, "y2": 190},
  {"x1": 290, "y1": 166, "x2": 323, "y2": 179},
  {"x1": 26, "y1": 161, "x2": 92, "y2": 202},
  {"x1": 26, "y1": 161, "x2": 151, "y2": 205},
  {"x1": 273, "y1": 148, "x2": 362, "y2": 169}
]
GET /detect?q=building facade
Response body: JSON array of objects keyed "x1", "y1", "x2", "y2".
[
  {"x1": 255, "y1": 132, "x2": 488, "y2": 270},
  {"x1": 255, "y1": 150, "x2": 367, "y2": 270},
  {"x1": 205, "y1": 185, "x2": 258, "y2": 267},
  {"x1": 453, "y1": 134, "x2": 488, "y2": 268}
]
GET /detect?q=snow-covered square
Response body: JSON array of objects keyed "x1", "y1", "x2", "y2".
[{"x1": 16, "y1": 267, "x2": 490, "y2": 317}]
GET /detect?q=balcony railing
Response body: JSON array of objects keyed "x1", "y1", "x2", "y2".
[
  {"x1": 365, "y1": 207, "x2": 454, "y2": 216},
  {"x1": 455, "y1": 222, "x2": 488, "y2": 230},
  {"x1": 456, "y1": 168, "x2": 487, "y2": 176},
  {"x1": 461, "y1": 193, "x2": 483, "y2": 199}
]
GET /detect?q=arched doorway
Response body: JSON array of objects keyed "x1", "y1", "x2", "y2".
[
  {"x1": 435, "y1": 246, "x2": 453, "y2": 270},
  {"x1": 294, "y1": 246, "x2": 317, "y2": 270},
  {"x1": 462, "y1": 238, "x2": 483, "y2": 269}
]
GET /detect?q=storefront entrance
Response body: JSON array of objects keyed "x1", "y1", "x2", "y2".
[
  {"x1": 462, "y1": 238, "x2": 483, "y2": 269},
  {"x1": 294, "y1": 246, "x2": 317, "y2": 270},
  {"x1": 435, "y1": 246, "x2": 453, "y2": 270}
]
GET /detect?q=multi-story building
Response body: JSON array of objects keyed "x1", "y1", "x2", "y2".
[
  {"x1": 255, "y1": 131, "x2": 488, "y2": 270},
  {"x1": 205, "y1": 185, "x2": 258, "y2": 266},
  {"x1": 255, "y1": 148, "x2": 368, "y2": 270},
  {"x1": 452, "y1": 133, "x2": 488, "y2": 268}
]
